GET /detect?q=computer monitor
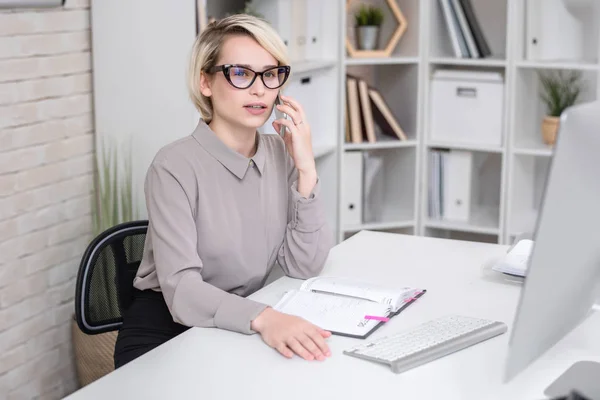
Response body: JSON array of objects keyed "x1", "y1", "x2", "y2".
[{"x1": 505, "y1": 101, "x2": 600, "y2": 397}]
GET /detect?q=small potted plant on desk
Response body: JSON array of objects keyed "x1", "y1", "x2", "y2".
[
  {"x1": 355, "y1": 4, "x2": 384, "y2": 51},
  {"x1": 538, "y1": 70, "x2": 583, "y2": 145}
]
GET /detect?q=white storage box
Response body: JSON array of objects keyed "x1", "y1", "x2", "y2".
[{"x1": 430, "y1": 70, "x2": 505, "y2": 147}]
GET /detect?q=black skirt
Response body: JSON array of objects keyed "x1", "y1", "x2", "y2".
[{"x1": 113, "y1": 288, "x2": 190, "y2": 369}]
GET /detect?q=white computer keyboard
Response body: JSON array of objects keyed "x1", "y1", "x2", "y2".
[{"x1": 343, "y1": 315, "x2": 508, "y2": 374}]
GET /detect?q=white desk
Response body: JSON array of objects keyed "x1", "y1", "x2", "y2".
[{"x1": 65, "y1": 231, "x2": 600, "y2": 400}]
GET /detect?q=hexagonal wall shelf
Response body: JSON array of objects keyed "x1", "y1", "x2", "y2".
[{"x1": 346, "y1": 0, "x2": 408, "y2": 58}]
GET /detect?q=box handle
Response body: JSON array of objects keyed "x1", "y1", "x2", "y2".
[{"x1": 456, "y1": 87, "x2": 477, "y2": 98}]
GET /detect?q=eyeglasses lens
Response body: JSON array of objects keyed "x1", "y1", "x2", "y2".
[{"x1": 227, "y1": 66, "x2": 288, "y2": 89}]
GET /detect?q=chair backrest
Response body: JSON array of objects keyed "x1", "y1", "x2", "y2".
[{"x1": 74, "y1": 220, "x2": 149, "y2": 335}]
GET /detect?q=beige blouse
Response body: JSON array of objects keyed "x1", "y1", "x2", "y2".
[{"x1": 133, "y1": 119, "x2": 334, "y2": 334}]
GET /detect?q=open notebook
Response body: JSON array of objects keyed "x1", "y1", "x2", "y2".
[{"x1": 273, "y1": 277, "x2": 426, "y2": 339}]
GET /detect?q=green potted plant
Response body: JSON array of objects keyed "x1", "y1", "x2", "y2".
[
  {"x1": 538, "y1": 70, "x2": 583, "y2": 145},
  {"x1": 354, "y1": 4, "x2": 384, "y2": 51}
]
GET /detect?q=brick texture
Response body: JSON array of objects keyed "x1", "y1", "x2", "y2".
[{"x1": 0, "y1": 1, "x2": 94, "y2": 399}]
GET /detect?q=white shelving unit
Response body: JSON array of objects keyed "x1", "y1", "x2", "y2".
[{"x1": 337, "y1": 0, "x2": 600, "y2": 245}]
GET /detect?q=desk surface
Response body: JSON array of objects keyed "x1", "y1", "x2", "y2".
[{"x1": 66, "y1": 231, "x2": 600, "y2": 400}]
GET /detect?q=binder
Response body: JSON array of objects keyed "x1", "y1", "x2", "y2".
[
  {"x1": 343, "y1": 152, "x2": 363, "y2": 226},
  {"x1": 290, "y1": 0, "x2": 307, "y2": 62},
  {"x1": 459, "y1": 0, "x2": 492, "y2": 57},
  {"x1": 368, "y1": 88, "x2": 408, "y2": 141},
  {"x1": 304, "y1": 0, "x2": 322, "y2": 60},
  {"x1": 346, "y1": 76, "x2": 363, "y2": 144},
  {"x1": 362, "y1": 151, "x2": 384, "y2": 223},
  {"x1": 442, "y1": 150, "x2": 472, "y2": 222},
  {"x1": 451, "y1": 0, "x2": 480, "y2": 58},
  {"x1": 252, "y1": 0, "x2": 293, "y2": 58},
  {"x1": 439, "y1": 0, "x2": 466, "y2": 58},
  {"x1": 357, "y1": 79, "x2": 376, "y2": 143},
  {"x1": 525, "y1": 0, "x2": 585, "y2": 62}
]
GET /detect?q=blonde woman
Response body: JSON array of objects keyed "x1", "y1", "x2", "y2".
[{"x1": 113, "y1": 14, "x2": 334, "y2": 368}]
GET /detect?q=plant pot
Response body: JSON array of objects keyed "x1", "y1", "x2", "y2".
[
  {"x1": 356, "y1": 25, "x2": 380, "y2": 50},
  {"x1": 71, "y1": 316, "x2": 118, "y2": 388},
  {"x1": 542, "y1": 115, "x2": 560, "y2": 145}
]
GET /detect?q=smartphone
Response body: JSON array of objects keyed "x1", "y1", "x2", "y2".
[{"x1": 274, "y1": 92, "x2": 287, "y2": 138}]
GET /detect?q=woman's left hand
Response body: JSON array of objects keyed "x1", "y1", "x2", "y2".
[{"x1": 272, "y1": 94, "x2": 316, "y2": 175}]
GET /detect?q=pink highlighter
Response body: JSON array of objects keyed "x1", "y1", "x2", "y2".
[{"x1": 364, "y1": 315, "x2": 390, "y2": 322}]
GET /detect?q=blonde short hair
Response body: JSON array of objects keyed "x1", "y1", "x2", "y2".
[{"x1": 188, "y1": 14, "x2": 290, "y2": 123}]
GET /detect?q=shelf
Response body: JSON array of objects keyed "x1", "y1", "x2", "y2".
[
  {"x1": 345, "y1": 56, "x2": 420, "y2": 66},
  {"x1": 344, "y1": 220, "x2": 415, "y2": 233},
  {"x1": 313, "y1": 143, "x2": 337, "y2": 159},
  {"x1": 293, "y1": 59, "x2": 337, "y2": 75},
  {"x1": 516, "y1": 60, "x2": 600, "y2": 72},
  {"x1": 344, "y1": 139, "x2": 418, "y2": 151},
  {"x1": 429, "y1": 57, "x2": 507, "y2": 68},
  {"x1": 425, "y1": 207, "x2": 500, "y2": 235},
  {"x1": 512, "y1": 142, "x2": 554, "y2": 157},
  {"x1": 427, "y1": 142, "x2": 504, "y2": 154}
]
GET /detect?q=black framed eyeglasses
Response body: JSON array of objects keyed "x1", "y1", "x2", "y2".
[{"x1": 207, "y1": 64, "x2": 291, "y2": 89}]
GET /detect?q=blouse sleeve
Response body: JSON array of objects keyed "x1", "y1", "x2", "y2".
[{"x1": 276, "y1": 154, "x2": 334, "y2": 279}]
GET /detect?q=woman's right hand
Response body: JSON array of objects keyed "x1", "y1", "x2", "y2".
[{"x1": 251, "y1": 307, "x2": 332, "y2": 361}]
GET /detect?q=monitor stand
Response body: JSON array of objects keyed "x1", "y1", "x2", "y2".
[{"x1": 544, "y1": 361, "x2": 600, "y2": 399}]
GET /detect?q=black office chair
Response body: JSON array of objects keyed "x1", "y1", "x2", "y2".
[{"x1": 74, "y1": 220, "x2": 149, "y2": 335}]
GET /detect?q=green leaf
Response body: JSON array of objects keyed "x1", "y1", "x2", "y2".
[
  {"x1": 91, "y1": 136, "x2": 138, "y2": 235},
  {"x1": 354, "y1": 4, "x2": 384, "y2": 26},
  {"x1": 111, "y1": 145, "x2": 119, "y2": 226},
  {"x1": 538, "y1": 70, "x2": 583, "y2": 117}
]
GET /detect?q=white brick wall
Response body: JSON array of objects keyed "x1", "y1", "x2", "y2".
[{"x1": 0, "y1": 1, "x2": 94, "y2": 398}]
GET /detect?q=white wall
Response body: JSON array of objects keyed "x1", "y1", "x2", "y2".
[
  {"x1": 0, "y1": 0, "x2": 94, "y2": 398},
  {"x1": 90, "y1": 0, "x2": 199, "y2": 219}
]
